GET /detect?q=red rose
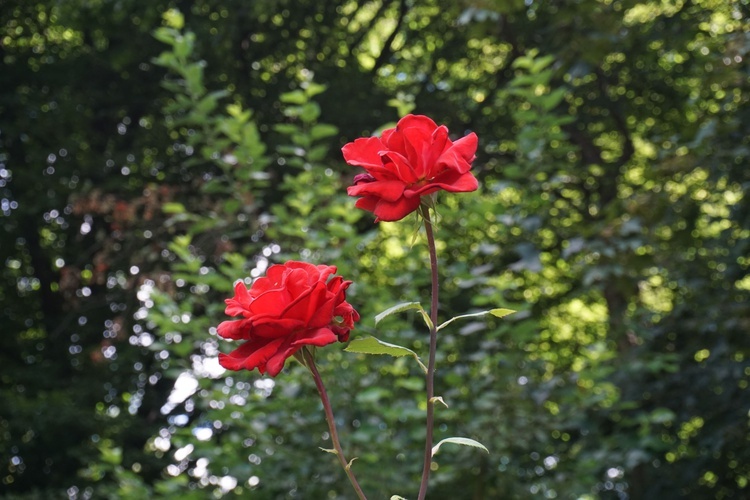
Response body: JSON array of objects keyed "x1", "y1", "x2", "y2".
[
  {"x1": 216, "y1": 261, "x2": 359, "y2": 376},
  {"x1": 342, "y1": 114, "x2": 479, "y2": 222}
]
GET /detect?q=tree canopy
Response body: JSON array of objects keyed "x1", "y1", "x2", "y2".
[{"x1": 1, "y1": 0, "x2": 748, "y2": 498}]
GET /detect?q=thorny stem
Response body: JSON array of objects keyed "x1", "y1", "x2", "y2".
[
  {"x1": 303, "y1": 348, "x2": 368, "y2": 500},
  {"x1": 417, "y1": 206, "x2": 440, "y2": 500}
]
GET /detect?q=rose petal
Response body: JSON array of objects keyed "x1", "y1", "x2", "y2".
[
  {"x1": 422, "y1": 125, "x2": 450, "y2": 177},
  {"x1": 217, "y1": 319, "x2": 252, "y2": 340},
  {"x1": 284, "y1": 267, "x2": 316, "y2": 298},
  {"x1": 396, "y1": 114, "x2": 439, "y2": 135},
  {"x1": 287, "y1": 261, "x2": 324, "y2": 277},
  {"x1": 433, "y1": 170, "x2": 479, "y2": 192},
  {"x1": 353, "y1": 196, "x2": 378, "y2": 214},
  {"x1": 219, "y1": 336, "x2": 285, "y2": 372},
  {"x1": 279, "y1": 279, "x2": 322, "y2": 318},
  {"x1": 315, "y1": 264, "x2": 337, "y2": 282},
  {"x1": 380, "y1": 151, "x2": 419, "y2": 184},
  {"x1": 224, "y1": 281, "x2": 252, "y2": 316},
  {"x1": 348, "y1": 179, "x2": 406, "y2": 202},
  {"x1": 372, "y1": 195, "x2": 422, "y2": 222},
  {"x1": 282, "y1": 281, "x2": 332, "y2": 326},
  {"x1": 250, "y1": 317, "x2": 306, "y2": 337},
  {"x1": 436, "y1": 132, "x2": 477, "y2": 173},
  {"x1": 263, "y1": 338, "x2": 298, "y2": 376},
  {"x1": 342, "y1": 136, "x2": 387, "y2": 169},
  {"x1": 290, "y1": 327, "x2": 338, "y2": 348},
  {"x1": 262, "y1": 262, "x2": 299, "y2": 290},
  {"x1": 379, "y1": 126, "x2": 397, "y2": 145},
  {"x1": 400, "y1": 119, "x2": 441, "y2": 176},
  {"x1": 326, "y1": 275, "x2": 345, "y2": 295},
  {"x1": 306, "y1": 297, "x2": 337, "y2": 329},
  {"x1": 406, "y1": 171, "x2": 479, "y2": 196},
  {"x1": 249, "y1": 288, "x2": 290, "y2": 316}
]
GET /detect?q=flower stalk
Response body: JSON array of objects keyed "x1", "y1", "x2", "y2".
[
  {"x1": 417, "y1": 205, "x2": 440, "y2": 500},
  {"x1": 303, "y1": 348, "x2": 368, "y2": 500}
]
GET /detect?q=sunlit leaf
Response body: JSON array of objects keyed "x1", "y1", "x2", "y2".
[
  {"x1": 489, "y1": 308, "x2": 516, "y2": 318},
  {"x1": 375, "y1": 302, "x2": 423, "y2": 325},
  {"x1": 304, "y1": 82, "x2": 327, "y2": 97},
  {"x1": 161, "y1": 8, "x2": 185, "y2": 29},
  {"x1": 345, "y1": 337, "x2": 427, "y2": 373},
  {"x1": 437, "y1": 308, "x2": 516, "y2": 331},
  {"x1": 162, "y1": 202, "x2": 186, "y2": 214},
  {"x1": 100, "y1": 444, "x2": 123, "y2": 465},
  {"x1": 430, "y1": 396, "x2": 449, "y2": 408},
  {"x1": 279, "y1": 90, "x2": 307, "y2": 104},
  {"x1": 431, "y1": 437, "x2": 489, "y2": 457}
]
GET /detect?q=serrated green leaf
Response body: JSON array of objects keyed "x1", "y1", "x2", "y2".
[
  {"x1": 345, "y1": 337, "x2": 427, "y2": 374},
  {"x1": 431, "y1": 437, "x2": 489, "y2": 457},
  {"x1": 319, "y1": 447, "x2": 338, "y2": 455}
]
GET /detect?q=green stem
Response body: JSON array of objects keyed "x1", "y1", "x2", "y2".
[
  {"x1": 417, "y1": 206, "x2": 440, "y2": 500},
  {"x1": 303, "y1": 348, "x2": 368, "y2": 500}
]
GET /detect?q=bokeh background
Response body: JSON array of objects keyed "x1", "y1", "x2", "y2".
[{"x1": 1, "y1": 1, "x2": 749, "y2": 498}]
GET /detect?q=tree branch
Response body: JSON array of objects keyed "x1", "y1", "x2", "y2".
[{"x1": 372, "y1": 0, "x2": 409, "y2": 72}]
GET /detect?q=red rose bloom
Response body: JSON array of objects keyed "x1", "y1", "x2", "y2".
[
  {"x1": 216, "y1": 261, "x2": 359, "y2": 376},
  {"x1": 342, "y1": 114, "x2": 479, "y2": 222}
]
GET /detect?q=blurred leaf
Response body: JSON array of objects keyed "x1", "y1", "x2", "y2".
[
  {"x1": 309, "y1": 123, "x2": 338, "y2": 141},
  {"x1": 162, "y1": 202, "x2": 186, "y2": 214},
  {"x1": 279, "y1": 90, "x2": 307, "y2": 104},
  {"x1": 162, "y1": 8, "x2": 185, "y2": 30}
]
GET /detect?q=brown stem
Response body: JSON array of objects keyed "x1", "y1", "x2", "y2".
[
  {"x1": 417, "y1": 206, "x2": 440, "y2": 500},
  {"x1": 303, "y1": 348, "x2": 368, "y2": 500}
]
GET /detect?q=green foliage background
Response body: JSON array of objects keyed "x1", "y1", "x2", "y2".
[{"x1": 1, "y1": 0, "x2": 748, "y2": 498}]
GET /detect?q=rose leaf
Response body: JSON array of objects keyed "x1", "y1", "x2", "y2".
[
  {"x1": 345, "y1": 336, "x2": 427, "y2": 373},
  {"x1": 431, "y1": 437, "x2": 489, "y2": 457}
]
